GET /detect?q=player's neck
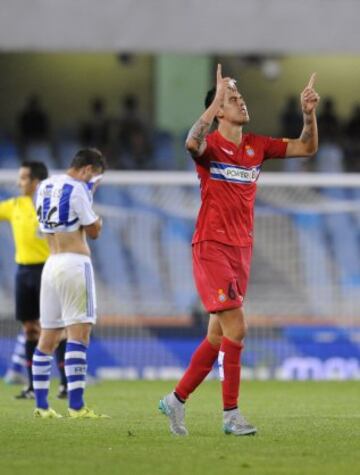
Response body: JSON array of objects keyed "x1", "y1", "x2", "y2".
[
  {"x1": 67, "y1": 168, "x2": 84, "y2": 181},
  {"x1": 23, "y1": 190, "x2": 35, "y2": 199},
  {"x1": 218, "y1": 123, "x2": 243, "y2": 146}
]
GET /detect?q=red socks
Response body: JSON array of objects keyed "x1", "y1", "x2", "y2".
[
  {"x1": 218, "y1": 336, "x2": 243, "y2": 410},
  {"x1": 175, "y1": 338, "x2": 220, "y2": 401},
  {"x1": 174, "y1": 335, "x2": 243, "y2": 410}
]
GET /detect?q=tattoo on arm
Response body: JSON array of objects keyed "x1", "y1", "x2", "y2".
[
  {"x1": 187, "y1": 119, "x2": 212, "y2": 148},
  {"x1": 300, "y1": 115, "x2": 314, "y2": 143}
]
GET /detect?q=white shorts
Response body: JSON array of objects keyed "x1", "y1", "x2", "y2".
[{"x1": 40, "y1": 253, "x2": 97, "y2": 329}]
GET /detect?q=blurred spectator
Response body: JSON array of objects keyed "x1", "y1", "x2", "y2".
[
  {"x1": 318, "y1": 97, "x2": 340, "y2": 141},
  {"x1": 120, "y1": 128, "x2": 153, "y2": 169},
  {"x1": 118, "y1": 94, "x2": 145, "y2": 147},
  {"x1": 345, "y1": 142, "x2": 360, "y2": 172},
  {"x1": 344, "y1": 104, "x2": 360, "y2": 172},
  {"x1": 18, "y1": 95, "x2": 50, "y2": 145},
  {"x1": 315, "y1": 143, "x2": 345, "y2": 173},
  {"x1": 344, "y1": 104, "x2": 360, "y2": 142},
  {"x1": 280, "y1": 96, "x2": 303, "y2": 139},
  {"x1": 116, "y1": 94, "x2": 152, "y2": 169},
  {"x1": 9, "y1": 90, "x2": 360, "y2": 172},
  {"x1": 280, "y1": 96, "x2": 308, "y2": 172},
  {"x1": 129, "y1": 128, "x2": 152, "y2": 169},
  {"x1": 79, "y1": 97, "x2": 110, "y2": 147}
]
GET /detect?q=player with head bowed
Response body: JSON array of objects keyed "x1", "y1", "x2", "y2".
[
  {"x1": 160, "y1": 64, "x2": 320, "y2": 436},
  {"x1": 33, "y1": 148, "x2": 107, "y2": 418}
]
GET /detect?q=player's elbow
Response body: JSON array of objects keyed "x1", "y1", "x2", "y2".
[
  {"x1": 84, "y1": 219, "x2": 102, "y2": 240},
  {"x1": 86, "y1": 229, "x2": 100, "y2": 240},
  {"x1": 304, "y1": 144, "x2": 318, "y2": 157},
  {"x1": 185, "y1": 138, "x2": 200, "y2": 156},
  {"x1": 296, "y1": 141, "x2": 318, "y2": 158}
]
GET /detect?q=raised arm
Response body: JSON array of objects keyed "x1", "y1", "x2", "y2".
[
  {"x1": 286, "y1": 73, "x2": 320, "y2": 158},
  {"x1": 185, "y1": 64, "x2": 235, "y2": 158}
]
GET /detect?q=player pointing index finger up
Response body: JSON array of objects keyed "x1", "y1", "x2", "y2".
[
  {"x1": 159, "y1": 64, "x2": 320, "y2": 437},
  {"x1": 216, "y1": 63, "x2": 237, "y2": 102},
  {"x1": 308, "y1": 72, "x2": 316, "y2": 88},
  {"x1": 301, "y1": 73, "x2": 320, "y2": 115}
]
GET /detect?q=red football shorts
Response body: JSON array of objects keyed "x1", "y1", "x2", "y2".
[{"x1": 192, "y1": 240, "x2": 253, "y2": 313}]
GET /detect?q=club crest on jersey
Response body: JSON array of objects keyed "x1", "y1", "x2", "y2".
[
  {"x1": 218, "y1": 289, "x2": 227, "y2": 303},
  {"x1": 245, "y1": 145, "x2": 255, "y2": 157},
  {"x1": 210, "y1": 161, "x2": 261, "y2": 184}
]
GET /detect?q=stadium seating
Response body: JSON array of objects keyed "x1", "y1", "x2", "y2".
[
  {"x1": 322, "y1": 190, "x2": 360, "y2": 288},
  {"x1": 294, "y1": 213, "x2": 334, "y2": 315},
  {"x1": 0, "y1": 140, "x2": 20, "y2": 169},
  {"x1": 153, "y1": 130, "x2": 176, "y2": 170},
  {"x1": 57, "y1": 140, "x2": 82, "y2": 168},
  {"x1": 25, "y1": 143, "x2": 57, "y2": 170}
]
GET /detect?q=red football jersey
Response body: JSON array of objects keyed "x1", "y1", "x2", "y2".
[{"x1": 192, "y1": 130, "x2": 288, "y2": 246}]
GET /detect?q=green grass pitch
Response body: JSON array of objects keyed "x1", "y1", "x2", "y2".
[{"x1": 0, "y1": 380, "x2": 359, "y2": 475}]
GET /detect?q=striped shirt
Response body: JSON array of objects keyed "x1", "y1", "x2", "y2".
[{"x1": 36, "y1": 174, "x2": 97, "y2": 234}]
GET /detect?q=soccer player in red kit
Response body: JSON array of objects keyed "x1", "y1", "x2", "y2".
[{"x1": 159, "y1": 64, "x2": 320, "y2": 436}]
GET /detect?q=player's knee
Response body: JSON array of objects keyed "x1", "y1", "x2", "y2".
[
  {"x1": 39, "y1": 342, "x2": 57, "y2": 354},
  {"x1": 77, "y1": 335, "x2": 90, "y2": 346},
  {"x1": 66, "y1": 323, "x2": 92, "y2": 346},
  {"x1": 66, "y1": 332, "x2": 90, "y2": 346},
  {"x1": 37, "y1": 341, "x2": 56, "y2": 354},
  {"x1": 218, "y1": 307, "x2": 247, "y2": 342},
  {"x1": 207, "y1": 333, "x2": 222, "y2": 347},
  {"x1": 231, "y1": 323, "x2": 246, "y2": 343},
  {"x1": 228, "y1": 319, "x2": 246, "y2": 343},
  {"x1": 37, "y1": 334, "x2": 58, "y2": 354}
]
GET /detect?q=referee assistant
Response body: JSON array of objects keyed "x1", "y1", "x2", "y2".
[{"x1": 0, "y1": 162, "x2": 67, "y2": 399}]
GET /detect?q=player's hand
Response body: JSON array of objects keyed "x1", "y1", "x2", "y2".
[
  {"x1": 214, "y1": 63, "x2": 237, "y2": 104},
  {"x1": 87, "y1": 174, "x2": 103, "y2": 195},
  {"x1": 301, "y1": 73, "x2": 320, "y2": 114}
]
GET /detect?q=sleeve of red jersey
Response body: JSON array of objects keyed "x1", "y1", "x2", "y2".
[{"x1": 262, "y1": 136, "x2": 288, "y2": 160}]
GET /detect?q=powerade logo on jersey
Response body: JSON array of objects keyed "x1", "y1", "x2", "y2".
[{"x1": 210, "y1": 161, "x2": 261, "y2": 184}]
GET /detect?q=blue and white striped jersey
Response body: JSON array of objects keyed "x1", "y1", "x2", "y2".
[{"x1": 36, "y1": 174, "x2": 97, "y2": 234}]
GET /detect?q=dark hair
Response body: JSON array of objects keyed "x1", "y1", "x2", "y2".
[
  {"x1": 205, "y1": 87, "x2": 219, "y2": 124},
  {"x1": 21, "y1": 161, "x2": 48, "y2": 181},
  {"x1": 205, "y1": 87, "x2": 216, "y2": 109},
  {"x1": 70, "y1": 148, "x2": 107, "y2": 172}
]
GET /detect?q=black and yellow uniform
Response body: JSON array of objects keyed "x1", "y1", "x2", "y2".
[{"x1": 0, "y1": 196, "x2": 49, "y2": 321}]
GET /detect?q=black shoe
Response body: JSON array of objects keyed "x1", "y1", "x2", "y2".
[
  {"x1": 14, "y1": 388, "x2": 35, "y2": 400},
  {"x1": 57, "y1": 385, "x2": 68, "y2": 399}
]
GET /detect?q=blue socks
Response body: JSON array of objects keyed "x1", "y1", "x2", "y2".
[
  {"x1": 65, "y1": 341, "x2": 87, "y2": 410},
  {"x1": 32, "y1": 349, "x2": 52, "y2": 409},
  {"x1": 32, "y1": 341, "x2": 88, "y2": 411}
]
